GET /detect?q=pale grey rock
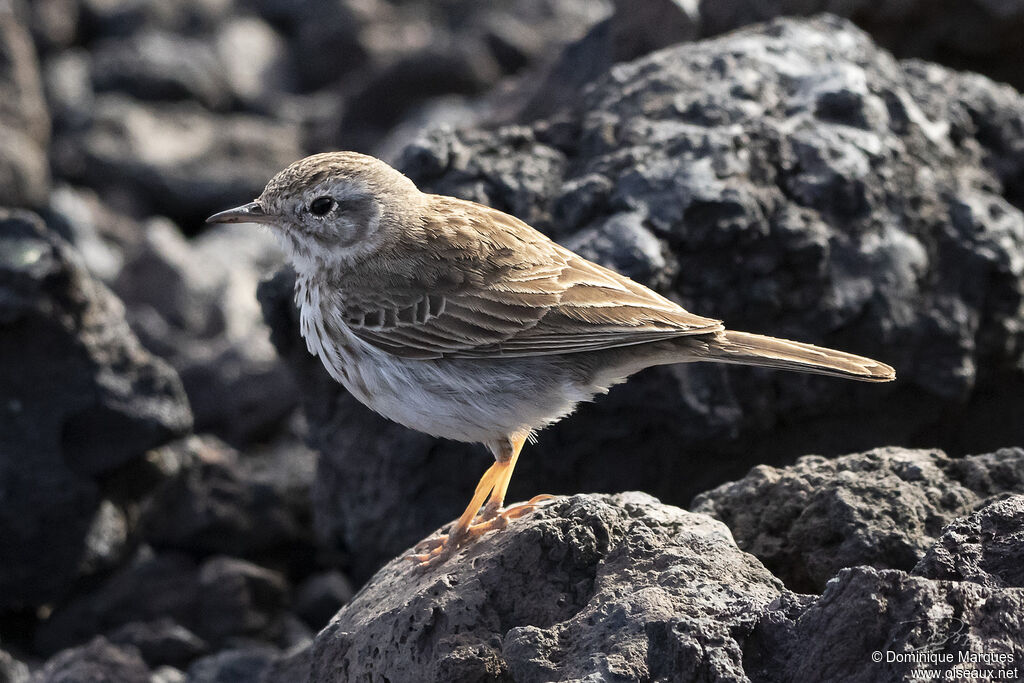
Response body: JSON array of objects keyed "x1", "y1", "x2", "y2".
[
  {"x1": 913, "y1": 494, "x2": 1024, "y2": 588},
  {"x1": 309, "y1": 493, "x2": 783, "y2": 682},
  {"x1": 692, "y1": 447, "x2": 1024, "y2": 592}
]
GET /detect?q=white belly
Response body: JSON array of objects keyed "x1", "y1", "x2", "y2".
[{"x1": 297, "y1": 285, "x2": 590, "y2": 445}]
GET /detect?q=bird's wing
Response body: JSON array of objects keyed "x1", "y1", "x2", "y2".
[{"x1": 342, "y1": 199, "x2": 722, "y2": 360}]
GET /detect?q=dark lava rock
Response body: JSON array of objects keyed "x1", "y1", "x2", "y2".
[
  {"x1": 914, "y1": 494, "x2": 1024, "y2": 588},
  {"x1": 254, "y1": 0, "x2": 609, "y2": 95},
  {"x1": 114, "y1": 220, "x2": 297, "y2": 444},
  {"x1": 299, "y1": 492, "x2": 1024, "y2": 682},
  {"x1": 692, "y1": 447, "x2": 1024, "y2": 592},
  {"x1": 51, "y1": 95, "x2": 302, "y2": 226},
  {"x1": 36, "y1": 549, "x2": 288, "y2": 656},
  {"x1": 751, "y1": 566, "x2": 1024, "y2": 683},
  {"x1": 254, "y1": 0, "x2": 367, "y2": 92},
  {"x1": 77, "y1": 0, "x2": 234, "y2": 38},
  {"x1": 312, "y1": 0, "x2": 611, "y2": 151},
  {"x1": 0, "y1": 212, "x2": 191, "y2": 610},
  {"x1": 337, "y1": 47, "x2": 497, "y2": 153},
  {"x1": 105, "y1": 618, "x2": 208, "y2": 669},
  {"x1": 31, "y1": 637, "x2": 150, "y2": 683},
  {"x1": 0, "y1": 3, "x2": 50, "y2": 208},
  {"x1": 41, "y1": 48, "x2": 94, "y2": 134},
  {"x1": 185, "y1": 647, "x2": 277, "y2": 683},
  {"x1": 509, "y1": 0, "x2": 701, "y2": 122},
  {"x1": 309, "y1": 493, "x2": 783, "y2": 682},
  {"x1": 43, "y1": 184, "x2": 131, "y2": 283},
  {"x1": 89, "y1": 30, "x2": 232, "y2": 110},
  {"x1": 259, "y1": 644, "x2": 311, "y2": 683},
  {"x1": 698, "y1": 1, "x2": 1024, "y2": 93},
  {"x1": 292, "y1": 571, "x2": 353, "y2": 631},
  {"x1": 262, "y1": 17, "x2": 1024, "y2": 579},
  {"x1": 28, "y1": 0, "x2": 79, "y2": 54},
  {"x1": 139, "y1": 435, "x2": 310, "y2": 564}
]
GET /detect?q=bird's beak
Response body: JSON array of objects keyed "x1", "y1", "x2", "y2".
[{"x1": 206, "y1": 201, "x2": 277, "y2": 225}]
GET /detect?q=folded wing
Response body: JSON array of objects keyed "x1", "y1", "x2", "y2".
[{"x1": 343, "y1": 200, "x2": 722, "y2": 360}]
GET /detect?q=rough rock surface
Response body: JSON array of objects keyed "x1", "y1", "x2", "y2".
[
  {"x1": 914, "y1": 494, "x2": 1024, "y2": 588},
  {"x1": 507, "y1": 0, "x2": 701, "y2": 123},
  {"x1": 750, "y1": 566, "x2": 1024, "y2": 683},
  {"x1": 262, "y1": 16, "x2": 1024, "y2": 577},
  {"x1": 692, "y1": 446, "x2": 1024, "y2": 592},
  {"x1": 307, "y1": 491, "x2": 1024, "y2": 682},
  {"x1": 0, "y1": 211, "x2": 192, "y2": 610},
  {"x1": 698, "y1": 0, "x2": 1024, "y2": 92},
  {"x1": 508, "y1": 0, "x2": 1024, "y2": 124},
  {"x1": 310, "y1": 493, "x2": 783, "y2": 682}
]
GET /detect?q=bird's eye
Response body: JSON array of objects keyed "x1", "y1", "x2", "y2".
[{"x1": 309, "y1": 197, "x2": 335, "y2": 217}]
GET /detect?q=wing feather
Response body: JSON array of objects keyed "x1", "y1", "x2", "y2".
[{"x1": 341, "y1": 197, "x2": 722, "y2": 359}]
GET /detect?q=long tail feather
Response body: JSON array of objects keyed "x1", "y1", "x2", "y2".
[{"x1": 692, "y1": 331, "x2": 895, "y2": 382}]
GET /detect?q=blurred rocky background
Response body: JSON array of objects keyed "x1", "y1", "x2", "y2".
[{"x1": 1, "y1": 0, "x2": 1023, "y2": 680}]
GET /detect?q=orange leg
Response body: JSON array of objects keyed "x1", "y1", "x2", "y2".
[
  {"x1": 477, "y1": 434, "x2": 527, "y2": 520},
  {"x1": 407, "y1": 434, "x2": 552, "y2": 568}
]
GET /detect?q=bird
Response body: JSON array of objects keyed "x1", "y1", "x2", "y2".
[{"x1": 207, "y1": 151, "x2": 895, "y2": 568}]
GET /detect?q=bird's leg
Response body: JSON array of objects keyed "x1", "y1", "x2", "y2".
[
  {"x1": 474, "y1": 434, "x2": 526, "y2": 523},
  {"x1": 406, "y1": 460, "x2": 502, "y2": 565},
  {"x1": 473, "y1": 435, "x2": 555, "y2": 529},
  {"x1": 408, "y1": 433, "x2": 557, "y2": 568}
]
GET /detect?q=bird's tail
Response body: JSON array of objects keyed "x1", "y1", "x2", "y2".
[{"x1": 687, "y1": 330, "x2": 895, "y2": 382}]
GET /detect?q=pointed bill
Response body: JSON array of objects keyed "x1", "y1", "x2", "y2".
[{"x1": 206, "y1": 201, "x2": 277, "y2": 224}]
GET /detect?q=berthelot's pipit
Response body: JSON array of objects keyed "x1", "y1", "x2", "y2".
[{"x1": 208, "y1": 151, "x2": 895, "y2": 567}]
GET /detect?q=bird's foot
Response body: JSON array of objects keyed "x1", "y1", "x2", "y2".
[
  {"x1": 405, "y1": 495, "x2": 558, "y2": 569},
  {"x1": 476, "y1": 494, "x2": 557, "y2": 523}
]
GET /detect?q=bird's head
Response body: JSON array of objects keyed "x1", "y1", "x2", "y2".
[{"x1": 207, "y1": 151, "x2": 424, "y2": 273}]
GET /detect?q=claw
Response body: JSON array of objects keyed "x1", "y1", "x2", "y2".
[
  {"x1": 501, "y1": 494, "x2": 556, "y2": 520},
  {"x1": 403, "y1": 495, "x2": 559, "y2": 569}
]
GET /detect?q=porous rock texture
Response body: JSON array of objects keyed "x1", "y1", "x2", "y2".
[
  {"x1": 696, "y1": 0, "x2": 1024, "y2": 93},
  {"x1": 506, "y1": 0, "x2": 1024, "y2": 124},
  {"x1": 0, "y1": 211, "x2": 192, "y2": 610},
  {"x1": 262, "y1": 16, "x2": 1024, "y2": 579},
  {"x1": 913, "y1": 493, "x2": 1024, "y2": 588},
  {"x1": 750, "y1": 564, "x2": 1024, "y2": 683},
  {"x1": 309, "y1": 493, "x2": 784, "y2": 682},
  {"x1": 304, "y1": 490, "x2": 1024, "y2": 682},
  {"x1": 692, "y1": 446, "x2": 1024, "y2": 592}
]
